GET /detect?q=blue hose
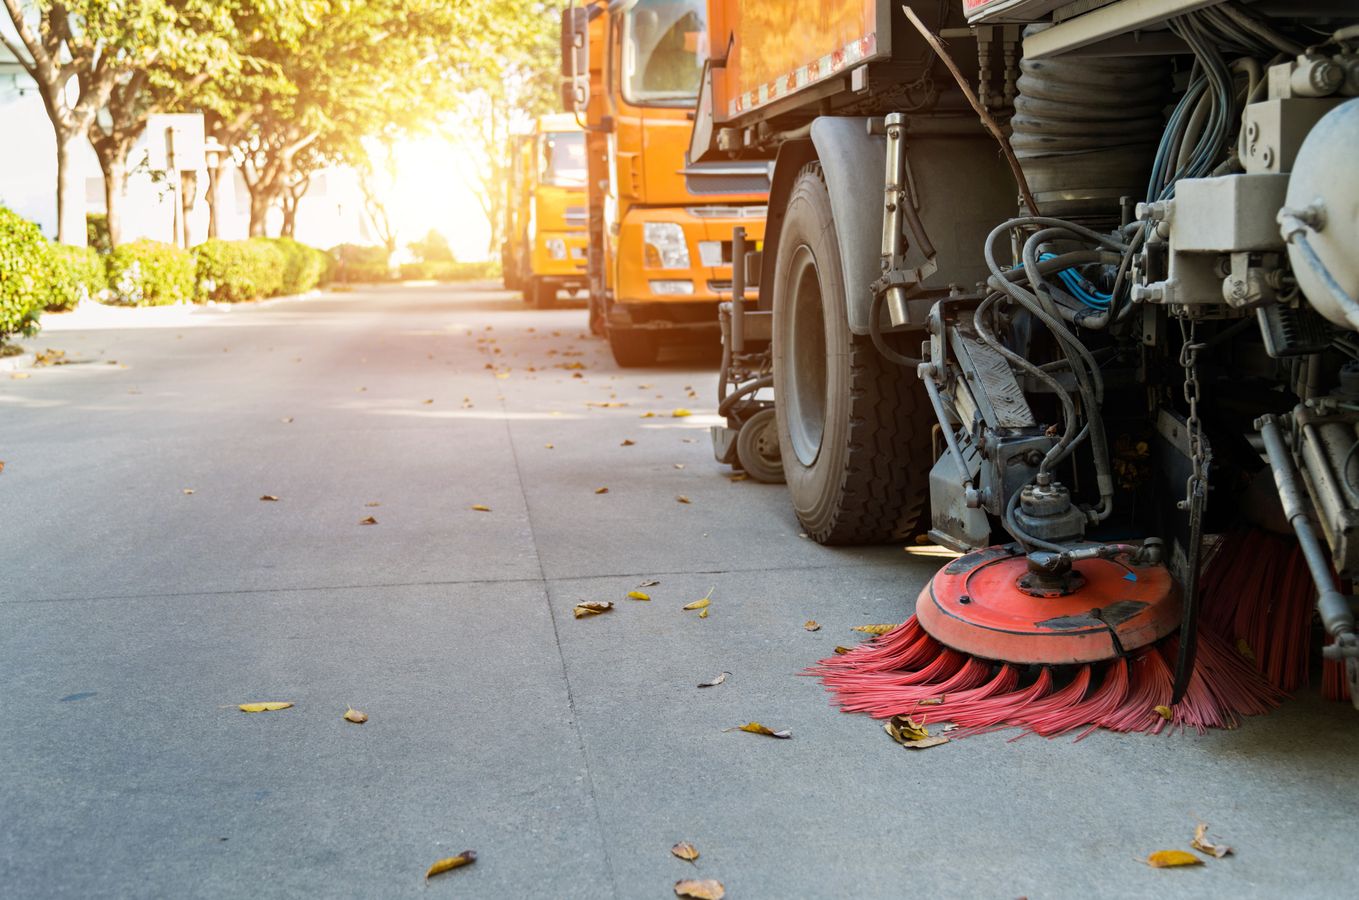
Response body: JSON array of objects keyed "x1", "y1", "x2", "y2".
[{"x1": 1040, "y1": 252, "x2": 1112, "y2": 309}]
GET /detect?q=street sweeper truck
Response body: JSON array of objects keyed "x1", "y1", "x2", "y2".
[
  {"x1": 691, "y1": 0, "x2": 1359, "y2": 732},
  {"x1": 501, "y1": 114, "x2": 590, "y2": 308},
  {"x1": 560, "y1": 0, "x2": 769, "y2": 366}
]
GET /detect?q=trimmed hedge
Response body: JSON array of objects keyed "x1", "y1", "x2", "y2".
[
  {"x1": 398, "y1": 260, "x2": 500, "y2": 282},
  {"x1": 50, "y1": 245, "x2": 107, "y2": 310},
  {"x1": 1, "y1": 206, "x2": 72, "y2": 339},
  {"x1": 330, "y1": 244, "x2": 393, "y2": 283},
  {"x1": 268, "y1": 237, "x2": 327, "y2": 296},
  {"x1": 107, "y1": 239, "x2": 195, "y2": 306}
]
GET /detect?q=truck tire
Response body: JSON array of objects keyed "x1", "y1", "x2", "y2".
[
  {"x1": 608, "y1": 327, "x2": 658, "y2": 367},
  {"x1": 529, "y1": 277, "x2": 557, "y2": 309},
  {"x1": 771, "y1": 163, "x2": 932, "y2": 544},
  {"x1": 736, "y1": 408, "x2": 785, "y2": 484}
]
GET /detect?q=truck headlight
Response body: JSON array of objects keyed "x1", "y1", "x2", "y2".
[
  {"x1": 643, "y1": 222, "x2": 690, "y2": 269},
  {"x1": 649, "y1": 279, "x2": 695, "y2": 295},
  {"x1": 545, "y1": 238, "x2": 567, "y2": 260}
]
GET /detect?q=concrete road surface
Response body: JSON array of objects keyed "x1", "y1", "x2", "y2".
[{"x1": 1, "y1": 283, "x2": 1354, "y2": 899}]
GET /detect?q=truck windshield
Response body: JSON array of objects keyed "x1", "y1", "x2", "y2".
[
  {"x1": 621, "y1": 0, "x2": 708, "y2": 107},
  {"x1": 540, "y1": 132, "x2": 586, "y2": 187}
]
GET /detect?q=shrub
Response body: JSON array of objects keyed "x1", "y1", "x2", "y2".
[
  {"x1": 1, "y1": 206, "x2": 71, "y2": 338},
  {"x1": 195, "y1": 238, "x2": 278, "y2": 303},
  {"x1": 398, "y1": 260, "x2": 500, "y2": 282},
  {"x1": 329, "y1": 244, "x2": 393, "y2": 283},
  {"x1": 106, "y1": 239, "x2": 195, "y2": 306},
  {"x1": 269, "y1": 237, "x2": 325, "y2": 295},
  {"x1": 86, "y1": 213, "x2": 111, "y2": 254},
  {"x1": 49, "y1": 245, "x2": 107, "y2": 310}
]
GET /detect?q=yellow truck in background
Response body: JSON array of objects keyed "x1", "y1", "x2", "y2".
[
  {"x1": 501, "y1": 113, "x2": 589, "y2": 309},
  {"x1": 560, "y1": 0, "x2": 768, "y2": 367}
]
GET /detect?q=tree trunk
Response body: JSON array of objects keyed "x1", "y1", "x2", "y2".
[
  {"x1": 206, "y1": 161, "x2": 226, "y2": 239},
  {"x1": 248, "y1": 189, "x2": 271, "y2": 237},
  {"x1": 281, "y1": 204, "x2": 297, "y2": 238},
  {"x1": 180, "y1": 171, "x2": 198, "y2": 248},
  {"x1": 97, "y1": 149, "x2": 128, "y2": 248},
  {"x1": 55, "y1": 133, "x2": 87, "y2": 246}
]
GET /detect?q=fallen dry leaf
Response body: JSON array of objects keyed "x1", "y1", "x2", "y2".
[
  {"x1": 674, "y1": 463, "x2": 685, "y2": 470},
  {"x1": 365, "y1": 502, "x2": 380, "y2": 508},
  {"x1": 1154, "y1": 704, "x2": 1174, "y2": 720},
  {"x1": 359, "y1": 516, "x2": 378, "y2": 525},
  {"x1": 471, "y1": 504, "x2": 492, "y2": 512},
  {"x1": 182, "y1": 488, "x2": 195, "y2": 495},
  {"x1": 699, "y1": 608, "x2": 709, "y2": 619},
  {"x1": 10, "y1": 372, "x2": 31, "y2": 379},
  {"x1": 639, "y1": 579, "x2": 660, "y2": 587},
  {"x1": 684, "y1": 598, "x2": 711, "y2": 611},
  {"x1": 343, "y1": 707, "x2": 368, "y2": 724},
  {"x1": 422, "y1": 398, "x2": 434, "y2": 404},
  {"x1": 884, "y1": 715, "x2": 932, "y2": 744},
  {"x1": 671, "y1": 841, "x2": 700, "y2": 862},
  {"x1": 587, "y1": 401, "x2": 627, "y2": 408},
  {"x1": 897, "y1": 735, "x2": 950, "y2": 749},
  {"x1": 620, "y1": 439, "x2": 636, "y2": 446},
  {"x1": 728, "y1": 721, "x2": 791, "y2": 739},
  {"x1": 573, "y1": 601, "x2": 614, "y2": 618},
  {"x1": 238, "y1": 702, "x2": 292, "y2": 713},
  {"x1": 426, "y1": 850, "x2": 477, "y2": 879},
  {"x1": 727, "y1": 473, "x2": 748, "y2": 482},
  {"x1": 280, "y1": 416, "x2": 294, "y2": 423},
  {"x1": 627, "y1": 591, "x2": 651, "y2": 601},
  {"x1": 544, "y1": 443, "x2": 554, "y2": 449},
  {"x1": 259, "y1": 495, "x2": 279, "y2": 502},
  {"x1": 852, "y1": 624, "x2": 897, "y2": 635},
  {"x1": 640, "y1": 411, "x2": 656, "y2": 418},
  {"x1": 1191, "y1": 823, "x2": 1232, "y2": 858},
  {"x1": 675, "y1": 879, "x2": 724, "y2": 900},
  {"x1": 1145, "y1": 850, "x2": 1203, "y2": 868},
  {"x1": 804, "y1": 620, "x2": 821, "y2": 632},
  {"x1": 595, "y1": 487, "x2": 609, "y2": 494},
  {"x1": 676, "y1": 495, "x2": 691, "y2": 504},
  {"x1": 698, "y1": 672, "x2": 729, "y2": 688},
  {"x1": 833, "y1": 646, "x2": 853, "y2": 655},
  {"x1": 671, "y1": 408, "x2": 692, "y2": 418},
  {"x1": 33, "y1": 348, "x2": 66, "y2": 366}
]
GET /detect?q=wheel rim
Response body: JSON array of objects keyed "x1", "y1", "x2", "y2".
[
  {"x1": 752, "y1": 414, "x2": 781, "y2": 469},
  {"x1": 785, "y1": 245, "x2": 827, "y2": 467}
]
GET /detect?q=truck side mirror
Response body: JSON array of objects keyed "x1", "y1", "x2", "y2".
[{"x1": 560, "y1": 7, "x2": 588, "y2": 80}]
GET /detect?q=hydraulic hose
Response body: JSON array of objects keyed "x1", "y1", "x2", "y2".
[
  {"x1": 868, "y1": 291, "x2": 923, "y2": 368},
  {"x1": 716, "y1": 375, "x2": 773, "y2": 418}
]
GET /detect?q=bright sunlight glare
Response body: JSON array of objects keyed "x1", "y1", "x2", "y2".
[{"x1": 388, "y1": 135, "x2": 490, "y2": 262}]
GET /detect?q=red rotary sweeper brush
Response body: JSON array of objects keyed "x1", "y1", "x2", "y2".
[{"x1": 811, "y1": 531, "x2": 1329, "y2": 738}]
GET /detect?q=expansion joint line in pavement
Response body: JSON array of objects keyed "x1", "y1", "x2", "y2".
[{"x1": 495, "y1": 381, "x2": 623, "y2": 900}]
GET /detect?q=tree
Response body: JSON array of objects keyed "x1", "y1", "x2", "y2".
[
  {"x1": 0, "y1": 0, "x2": 180, "y2": 244},
  {"x1": 409, "y1": 229, "x2": 455, "y2": 263},
  {"x1": 444, "y1": 1, "x2": 558, "y2": 255}
]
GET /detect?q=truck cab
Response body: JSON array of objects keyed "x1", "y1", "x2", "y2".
[
  {"x1": 562, "y1": 0, "x2": 768, "y2": 367},
  {"x1": 501, "y1": 113, "x2": 589, "y2": 308}
]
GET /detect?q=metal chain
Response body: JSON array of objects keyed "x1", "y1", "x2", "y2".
[{"x1": 1177, "y1": 319, "x2": 1208, "y2": 512}]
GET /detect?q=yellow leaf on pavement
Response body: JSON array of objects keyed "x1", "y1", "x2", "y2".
[
  {"x1": 1154, "y1": 704, "x2": 1173, "y2": 720},
  {"x1": 671, "y1": 841, "x2": 700, "y2": 862},
  {"x1": 804, "y1": 620, "x2": 820, "y2": 631},
  {"x1": 852, "y1": 624, "x2": 897, "y2": 635},
  {"x1": 627, "y1": 591, "x2": 651, "y2": 601},
  {"x1": 471, "y1": 504, "x2": 492, "y2": 512},
  {"x1": 422, "y1": 398, "x2": 433, "y2": 404},
  {"x1": 259, "y1": 495, "x2": 279, "y2": 502},
  {"x1": 833, "y1": 646, "x2": 853, "y2": 655},
  {"x1": 676, "y1": 495, "x2": 691, "y2": 504},
  {"x1": 675, "y1": 879, "x2": 724, "y2": 900},
  {"x1": 426, "y1": 850, "x2": 477, "y2": 879},
  {"x1": 544, "y1": 443, "x2": 554, "y2": 449},
  {"x1": 595, "y1": 487, "x2": 609, "y2": 494},
  {"x1": 238, "y1": 702, "x2": 292, "y2": 713},
  {"x1": 587, "y1": 401, "x2": 627, "y2": 408},
  {"x1": 1191, "y1": 823, "x2": 1232, "y2": 858},
  {"x1": 621, "y1": 439, "x2": 636, "y2": 446},
  {"x1": 280, "y1": 416, "x2": 294, "y2": 423},
  {"x1": 182, "y1": 488, "x2": 195, "y2": 495},
  {"x1": 359, "y1": 516, "x2": 378, "y2": 525},
  {"x1": 343, "y1": 707, "x2": 368, "y2": 724},
  {"x1": 573, "y1": 601, "x2": 614, "y2": 618},
  {"x1": 1145, "y1": 850, "x2": 1203, "y2": 868},
  {"x1": 698, "y1": 607, "x2": 709, "y2": 618},
  {"x1": 671, "y1": 408, "x2": 692, "y2": 418},
  {"x1": 683, "y1": 598, "x2": 711, "y2": 611},
  {"x1": 884, "y1": 715, "x2": 932, "y2": 743},
  {"x1": 728, "y1": 721, "x2": 791, "y2": 739}
]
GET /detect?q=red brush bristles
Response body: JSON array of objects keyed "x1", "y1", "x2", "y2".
[{"x1": 813, "y1": 620, "x2": 1284, "y2": 739}]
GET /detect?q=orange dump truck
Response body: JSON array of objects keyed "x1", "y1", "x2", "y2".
[
  {"x1": 501, "y1": 114, "x2": 589, "y2": 308},
  {"x1": 560, "y1": 0, "x2": 768, "y2": 367}
]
